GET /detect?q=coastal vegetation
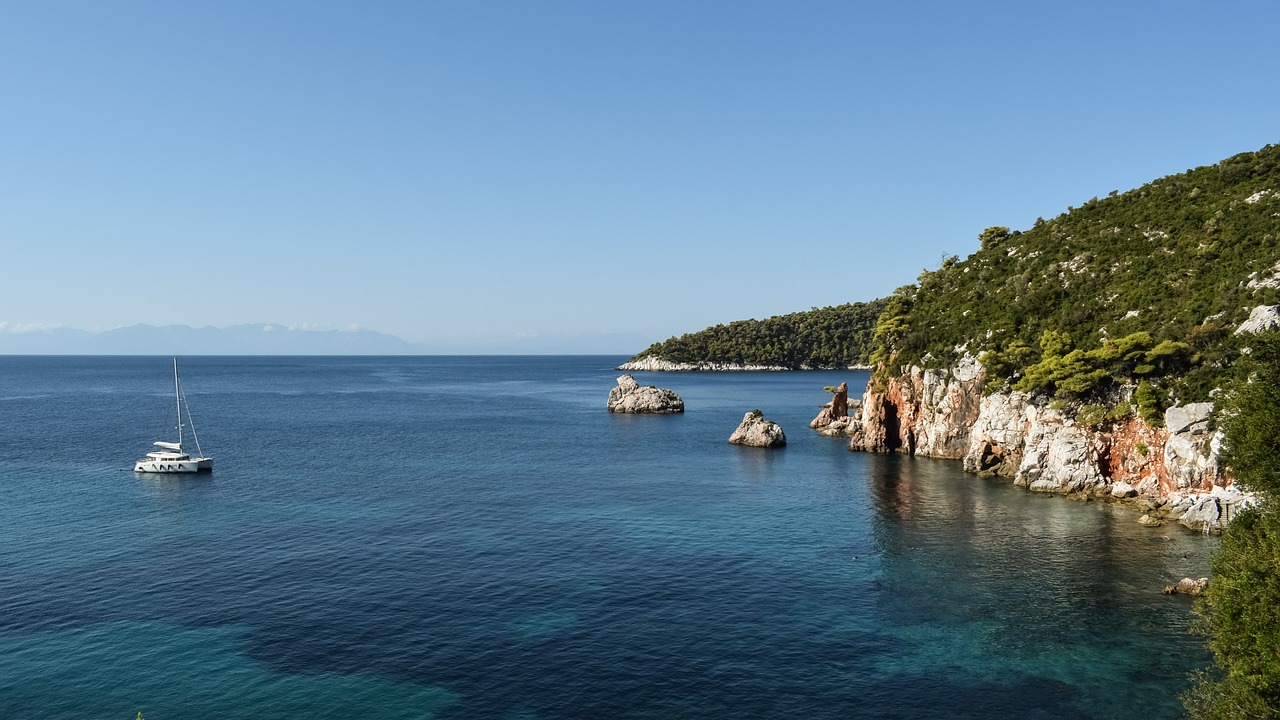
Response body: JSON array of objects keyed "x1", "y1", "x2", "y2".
[
  {"x1": 1184, "y1": 331, "x2": 1280, "y2": 718},
  {"x1": 871, "y1": 143, "x2": 1280, "y2": 417},
  {"x1": 626, "y1": 299, "x2": 888, "y2": 369},
  {"x1": 630, "y1": 144, "x2": 1279, "y2": 396}
]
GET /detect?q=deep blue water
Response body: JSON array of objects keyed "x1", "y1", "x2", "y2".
[{"x1": 0, "y1": 356, "x2": 1216, "y2": 719}]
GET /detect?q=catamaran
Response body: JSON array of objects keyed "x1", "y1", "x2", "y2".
[{"x1": 134, "y1": 359, "x2": 213, "y2": 473}]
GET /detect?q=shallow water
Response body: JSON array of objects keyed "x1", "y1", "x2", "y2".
[{"x1": 0, "y1": 356, "x2": 1215, "y2": 718}]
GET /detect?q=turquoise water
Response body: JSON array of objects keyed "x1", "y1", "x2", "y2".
[{"x1": 0, "y1": 356, "x2": 1215, "y2": 718}]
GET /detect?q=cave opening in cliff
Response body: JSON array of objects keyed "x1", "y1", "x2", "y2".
[{"x1": 883, "y1": 401, "x2": 903, "y2": 452}]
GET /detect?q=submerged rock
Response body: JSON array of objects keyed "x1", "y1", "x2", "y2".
[
  {"x1": 729, "y1": 410, "x2": 786, "y2": 448},
  {"x1": 606, "y1": 374, "x2": 684, "y2": 414}
]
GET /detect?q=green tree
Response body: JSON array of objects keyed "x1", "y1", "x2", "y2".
[
  {"x1": 979, "y1": 225, "x2": 1012, "y2": 250},
  {"x1": 1218, "y1": 332, "x2": 1280, "y2": 495},
  {"x1": 1185, "y1": 331, "x2": 1280, "y2": 718},
  {"x1": 626, "y1": 299, "x2": 889, "y2": 369},
  {"x1": 1185, "y1": 506, "x2": 1280, "y2": 719}
]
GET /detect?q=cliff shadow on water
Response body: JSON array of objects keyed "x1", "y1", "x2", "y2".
[{"x1": 858, "y1": 452, "x2": 1217, "y2": 719}]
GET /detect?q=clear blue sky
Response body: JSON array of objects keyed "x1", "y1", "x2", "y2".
[{"x1": 2, "y1": 1, "x2": 1276, "y2": 352}]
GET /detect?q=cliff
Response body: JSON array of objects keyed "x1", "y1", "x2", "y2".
[
  {"x1": 842, "y1": 357, "x2": 1252, "y2": 532},
  {"x1": 834, "y1": 145, "x2": 1280, "y2": 532}
]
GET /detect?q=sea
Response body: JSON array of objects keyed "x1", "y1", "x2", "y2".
[{"x1": 0, "y1": 355, "x2": 1217, "y2": 719}]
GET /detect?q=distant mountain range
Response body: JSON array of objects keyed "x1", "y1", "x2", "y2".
[{"x1": 0, "y1": 323, "x2": 650, "y2": 355}]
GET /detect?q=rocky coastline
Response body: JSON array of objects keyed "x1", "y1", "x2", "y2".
[
  {"x1": 809, "y1": 354, "x2": 1254, "y2": 533},
  {"x1": 617, "y1": 355, "x2": 871, "y2": 372}
]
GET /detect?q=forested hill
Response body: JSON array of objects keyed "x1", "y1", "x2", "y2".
[
  {"x1": 873, "y1": 143, "x2": 1280, "y2": 411},
  {"x1": 626, "y1": 300, "x2": 889, "y2": 369}
]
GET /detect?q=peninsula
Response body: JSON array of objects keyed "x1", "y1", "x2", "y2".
[{"x1": 627, "y1": 143, "x2": 1280, "y2": 532}]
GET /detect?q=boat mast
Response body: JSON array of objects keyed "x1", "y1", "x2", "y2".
[{"x1": 173, "y1": 358, "x2": 183, "y2": 450}]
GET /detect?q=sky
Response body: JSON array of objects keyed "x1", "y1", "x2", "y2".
[{"x1": 2, "y1": 0, "x2": 1277, "y2": 353}]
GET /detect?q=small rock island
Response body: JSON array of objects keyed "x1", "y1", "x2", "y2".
[
  {"x1": 809, "y1": 381, "x2": 860, "y2": 436},
  {"x1": 607, "y1": 374, "x2": 684, "y2": 414},
  {"x1": 729, "y1": 410, "x2": 786, "y2": 448}
]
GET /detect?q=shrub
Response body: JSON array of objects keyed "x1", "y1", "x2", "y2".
[
  {"x1": 1186, "y1": 506, "x2": 1280, "y2": 718},
  {"x1": 1076, "y1": 404, "x2": 1109, "y2": 427},
  {"x1": 1135, "y1": 380, "x2": 1167, "y2": 427}
]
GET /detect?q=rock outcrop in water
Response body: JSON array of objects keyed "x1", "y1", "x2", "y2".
[
  {"x1": 606, "y1": 374, "x2": 684, "y2": 414},
  {"x1": 729, "y1": 410, "x2": 786, "y2": 448},
  {"x1": 1163, "y1": 577, "x2": 1209, "y2": 596},
  {"x1": 810, "y1": 382, "x2": 860, "y2": 436},
  {"x1": 844, "y1": 358, "x2": 1255, "y2": 532}
]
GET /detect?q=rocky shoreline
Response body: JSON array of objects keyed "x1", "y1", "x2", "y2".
[
  {"x1": 799, "y1": 307, "x2": 1280, "y2": 533},
  {"x1": 808, "y1": 354, "x2": 1255, "y2": 533},
  {"x1": 613, "y1": 346, "x2": 1259, "y2": 533},
  {"x1": 617, "y1": 355, "x2": 871, "y2": 372}
]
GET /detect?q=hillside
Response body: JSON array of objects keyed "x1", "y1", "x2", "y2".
[
  {"x1": 872, "y1": 144, "x2": 1280, "y2": 411},
  {"x1": 625, "y1": 300, "x2": 888, "y2": 369}
]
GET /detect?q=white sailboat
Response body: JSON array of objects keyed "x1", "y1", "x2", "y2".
[{"x1": 134, "y1": 358, "x2": 213, "y2": 473}]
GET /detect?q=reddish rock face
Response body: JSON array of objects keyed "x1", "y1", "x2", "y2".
[
  {"x1": 1103, "y1": 418, "x2": 1174, "y2": 495},
  {"x1": 851, "y1": 365, "x2": 982, "y2": 457},
  {"x1": 809, "y1": 382, "x2": 858, "y2": 436},
  {"x1": 831, "y1": 382, "x2": 849, "y2": 419},
  {"x1": 850, "y1": 361, "x2": 1234, "y2": 512}
]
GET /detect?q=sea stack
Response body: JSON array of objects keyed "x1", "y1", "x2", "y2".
[
  {"x1": 729, "y1": 410, "x2": 787, "y2": 448},
  {"x1": 810, "y1": 381, "x2": 860, "y2": 436},
  {"x1": 607, "y1": 374, "x2": 685, "y2": 414}
]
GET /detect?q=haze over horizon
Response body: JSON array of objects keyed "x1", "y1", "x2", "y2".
[
  {"x1": 0, "y1": 321, "x2": 651, "y2": 355},
  {"x1": 3, "y1": 1, "x2": 1277, "y2": 353}
]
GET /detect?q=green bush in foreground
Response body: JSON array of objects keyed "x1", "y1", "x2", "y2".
[
  {"x1": 1185, "y1": 331, "x2": 1280, "y2": 718},
  {"x1": 1185, "y1": 505, "x2": 1280, "y2": 719}
]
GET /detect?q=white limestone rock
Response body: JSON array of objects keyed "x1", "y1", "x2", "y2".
[
  {"x1": 962, "y1": 391, "x2": 1030, "y2": 475},
  {"x1": 1110, "y1": 482, "x2": 1138, "y2": 498},
  {"x1": 1163, "y1": 577, "x2": 1209, "y2": 596},
  {"x1": 1163, "y1": 403, "x2": 1223, "y2": 491},
  {"x1": 903, "y1": 357, "x2": 985, "y2": 458},
  {"x1": 852, "y1": 358, "x2": 1254, "y2": 531},
  {"x1": 1179, "y1": 495, "x2": 1225, "y2": 533},
  {"x1": 606, "y1": 374, "x2": 684, "y2": 414},
  {"x1": 1165, "y1": 403, "x2": 1213, "y2": 434},
  {"x1": 728, "y1": 410, "x2": 787, "y2": 448},
  {"x1": 1177, "y1": 486, "x2": 1258, "y2": 533},
  {"x1": 616, "y1": 356, "x2": 869, "y2": 372},
  {"x1": 1015, "y1": 406, "x2": 1107, "y2": 494},
  {"x1": 1235, "y1": 305, "x2": 1280, "y2": 335}
]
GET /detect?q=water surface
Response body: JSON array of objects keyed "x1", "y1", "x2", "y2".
[{"x1": 0, "y1": 356, "x2": 1215, "y2": 718}]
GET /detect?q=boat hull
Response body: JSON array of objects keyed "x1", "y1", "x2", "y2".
[{"x1": 134, "y1": 458, "x2": 213, "y2": 473}]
